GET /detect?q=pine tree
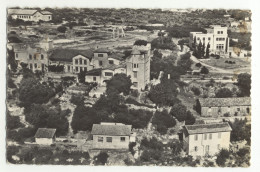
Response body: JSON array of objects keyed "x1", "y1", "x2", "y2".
[
  {"x1": 205, "y1": 43, "x2": 210, "y2": 58},
  {"x1": 202, "y1": 42, "x2": 205, "y2": 58}
]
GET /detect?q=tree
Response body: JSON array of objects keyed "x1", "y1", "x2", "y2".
[
  {"x1": 216, "y1": 149, "x2": 230, "y2": 166},
  {"x1": 7, "y1": 112, "x2": 24, "y2": 130},
  {"x1": 170, "y1": 103, "x2": 188, "y2": 122},
  {"x1": 185, "y1": 111, "x2": 196, "y2": 125},
  {"x1": 70, "y1": 94, "x2": 84, "y2": 105},
  {"x1": 215, "y1": 88, "x2": 233, "y2": 98},
  {"x1": 237, "y1": 73, "x2": 251, "y2": 97},
  {"x1": 205, "y1": 43, "x2": 210, "y2": 58},
  {"x1": 177, "y1": 53, "x2": 193, "y2": 74},
  {"x1": 134, "y1": 40, "x2": 148, "y2": 46},
  {"x1": 7, "y1": 49, "x2": 17, "y2": 72},
  {"x1": 200, "y1": 66, "x2": 209, "y2": 74},
  {"x1": 152, "y1": 110, "x2": 176, "y2": 134},
  {"x1": 94, "y1": 152, "x2": 109, "y2": 165},
  {"x1": 229, "y1": 118, "x2": 251, "y2": 144},
  {"x1": 197, "y1": 41, "x2": 202, "y2": 59},
  {"x1": 77, "y1": 71, "x2": 87, "y2": 83},
  {"x1": 106, "y1": 73, "x2": 132, "y2": 96},
  {"x1": 57, "y1": 26, "x2": 67, "y2": 33},
  {"x1": 193, "y1": 99, "x2": 201, "y2": 115},
  {"x1": 201, "y1": 42, "x2": 205, "y2": 58},
  {"x1": 169, "y1": 139, "x2": 183, "y2": 156},
  {"x1": 19, "y1": 77, "x2": 55, "y2": 107}
]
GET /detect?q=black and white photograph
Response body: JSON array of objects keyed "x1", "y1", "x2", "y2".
[{"x1": 2, "y1": 0, "x2": 259, "y2": 169}]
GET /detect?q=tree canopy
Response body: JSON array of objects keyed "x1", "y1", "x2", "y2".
[
  {"x1": 106, "y1": 73, "x2": 132, "y2": 96},
  {"x1": 237, "y1": 73, "x2": 251, "y2": 97}
]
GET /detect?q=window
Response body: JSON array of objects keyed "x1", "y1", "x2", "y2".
[
  {"x1": 75, "y1": 59, "x2": 78, "y2": 64},
  {"x1": 106, "y1": 137, "x2": 112, "y2": 142},
  {"x1": 205, "y1": 145, "x2": 210, "y2": 154},
  {"x1": 29, "y1": 54, "x2": 32, "y2": 60},
  {"x1": 41, "y1": 64, "x2": 44, "y2": 71},
  {"x1": 216, "y1": 44, "x2": 224, "y2": 50},
  {"x1": 75, "y1": 67, "x2": 78, "y2": 72},
  {"x1": 105, "y1": 72, "x2": 113, "y2": 76},
  {"x1": 134, "y1": 71, "x2": 137, "y2": 78},
  {"x1": 194, "y1": 146, "x2": 198, "y2": 152},
  {"x1": 133, "y1": 82, "x2": 138, "y2": 87},
  {"x1": 93, "y1": 77, "x2": 96, "y2": 81},
  {"x1": 79, "y1": 58, "x2": 82, "y2": 65},
  {"x1": 247, "y1": 107, "x2": 250, "y2": 113},
  {"x1": 133, "y1": 63, "x2": 138, "y2": 68},
  {"x1": 204, "y1": 133, "x2": 207, "y2": 140},
  {"x1": 237, "y1": 108, "x2": 240, "y2": 111},
  {"x1": 34, "y1": 63, "x2": 37, "y2": 68},
  {"x1": 98, "y1": 54, "x2": 104, "y2": 57},
  {"x1": 34, "y1": 54, "x2": 36, "y2": 60},
  {"x1": 68, "y1": 66, "x2": 70, "y2": 72},
  {"x1": 203, "y1": 37, "x2": 205, "y2": 41},
  {"x1": 98, "y1": 137, "x2": 103, "y2": 142},
  {"x1": 221, "y1": 31, "x2": 223, "y2": 34},
  {"x1": 84, "y1": 60, "x2": 87, "y2": 65},
  {"x1": 209, "y1": 133, "x2": 212, "y2": 140},
  {"x1": 16, "y1": 53, "x2": 18, "y2": 58},
  {"x1": 194, "y1": 134, "x2": 198, "y2": 141},
  {"x1": 208, "y1": 37, "x2": 211, "y2": 41},
  {"x1": 99, "y1": 61, "x2": 103, "y2": 66},
  {"x1": 217, "y1": 31, "x2": 220, "y2": 34},
  {"x1": 41, "y1": 54, "x2": 44, "y2": 60},
  {"x1": 29, "y1": 63, "x2": 33, "y2": 69},
  {"x1": 84, "y1": 67, "x2": 87, "y2": 71},
  {"x1": 120, "y1": 137, "x2": 126, "y2": 142},
  {"x1": 109, "y1": 60, "x2": 114, "y2": 64},
  {"x1": 197, "y1": 37, "x2": 200, "y2": 40},
  {"x1": 218, "y1": 133, "x2": 222, "y2": 139}
]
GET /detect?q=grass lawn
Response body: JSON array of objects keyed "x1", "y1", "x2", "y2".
[{"x1": 201, "y1": 57, "x2": 250, "y2": 70}]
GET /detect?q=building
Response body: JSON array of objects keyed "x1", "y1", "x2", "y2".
[
  {"x1": 35, "y1": 128, "x2": 56, "y2": 145},
  {"x1": 198, "y1": 97, "x2": 251, "y2": 117},
  {"x1": 126, "y1": 43, "x2": 151, "y2": 90},
  {"x1": 189, "y1": 25, "x2": 230, "y2": 55},
  {"x1": 48, "y1": 49, "x2": 94, "y2": 73},
  {"x1": 91, "y1": 122, "x2": 135, "y2": 149},
  {"x1": 14, "y1": 45, "x2": 49, "y2": 72},
  {"x1": 183, "y1": 122, "x2": 232, "y2": 157},
  {"x1": 8, "y1": 9, "x2": 52, "y2": 22}
]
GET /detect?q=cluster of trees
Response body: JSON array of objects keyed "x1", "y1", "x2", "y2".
[
  {"x1": 192, "y1": 40, "x2": 210, "y2": 59},
  {"x1": 177, "y1": 53, "x2": 193, "y2": 74},
  {"x1": 170, "y1": 103, "x2": 196, "y2": 125},
  {"x1": 237, "y1": 73, "x2": 251, "y2": 97},
  {"x1": 178, "y1": 38, "x2": 189, "y2": 52},
  {"x1": 152, "y1": 110, "x2": 176, "y2": 134},
  {"x1": 71, "y1": 74, "x2": 152, "y2": 133},
  {"x1": 25, "y1": 104, "x2": 70, "y2": 136},
  {"x1": 229, "y1": 118, "x2": 251, "y2": 145},
  {"x1": 140, "y1": 137, "x2": 164, "y2": 162},
  {"x1": 6, "y1": 112, "x2": 24, "y2": 130},
  {"x1": 166, "y1": 25, "x2": 206, "y2": 38},
  {"x1": 151, "y1": 36, "x2": 177, "y2": 50},
  {"x1": 215, "y1": 88, "x2": 233, "y2": 98},
  {"x1": 57, "y1": 26, "x2": 67, "y2": 33}
]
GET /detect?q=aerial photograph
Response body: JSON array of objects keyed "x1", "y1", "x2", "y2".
[{"x1": 6, "y1": 7, "x2": 251, "y2": 166}]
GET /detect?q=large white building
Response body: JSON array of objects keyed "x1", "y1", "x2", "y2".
[
  {"x1": 183, "y1": 122, "x2": 232, "y2": 157},
  {"x1": 189, "y1": 25, "x2": 230, "y2": 55},
  {"x1": 8, "y1": 9, "x2": 52, "y2": 22}
]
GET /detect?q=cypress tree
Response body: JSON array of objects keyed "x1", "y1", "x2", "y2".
[
  {"x1": 205, "y1": 43, "x2": 210, "y2": 58},
  {"x1": 202, "y1": 42, "x2": 205, "y2": 58}
]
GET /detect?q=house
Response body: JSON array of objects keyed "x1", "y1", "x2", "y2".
[
  {"x1": 183, "y1": 122, "x2": 232, "y2": 157},
  {"x1": 126, "y1": 42, "x2": 151, "y2": 90},
  {"x1": 198, "y1": 97, "x2": 251, "y2": 117},
  {"x1": 189, "y1": 25, "x2": 230, "y2": 55},
  {"x1": 92, "y1": 48, "x2": 111, "y2": 68},
  {"x1": 48, "y1": 49, "x2": 94, "y2": 73},
  {"x1": 35, "y1": 128, "x2": 56, "y2": 145},
  {"x1": 8, "y1": 9, "x2": 52, "y2": 22},
  {"x1": 91, "y1": 122, "x2": 135, "y2": 149}
]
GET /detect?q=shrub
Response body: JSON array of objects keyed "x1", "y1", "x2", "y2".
[
  {"x1": 94, "y1": 152, "x2": 109, "y2": 165},
  {"x1": 216, "y1": 149, "x2": 230, "y2": 166},
  {"x1": 70, "y1": 94, "x2": 84, "y2": 105},
  {"x1": 195, "y1": 63, "x2": 202, "y2": 68},
  {"x1": 129, "y1": 142, "x2": 137, "y2": 155},
  {"x1": 223, "y1": 113, "x2": 230, "y2": 117},
  {"x1": 236, "y1": 148, "x2": 250, "y2": 157},
  {"x1": 152, "y1": 110, "x2": 176, "y2": 134},
  {"x1": 191, "y1": 87, "x2": 201, "y2": 96},
  {"x1": 200, "y1": 66, "x2": 209, "y2": 74}
]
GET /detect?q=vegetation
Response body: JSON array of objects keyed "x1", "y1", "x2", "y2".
[
  {"x1": 106, "y1": 73, "x2": 132, "y2": 96},
  {"x1": 134, "y1": 40, "x2": 148, "y2": 46},
  {"x1": 170, "y1": 103, "x2": 195, "y2": 125},
  {"x1": 140, "y1": 137, "x2": 164, "y2": 162},
  {"x1": 6, "y1": 112, "x2": 24, "y2": 130},
  {"x1": 94, "y1": 152, "x2": 109, "y2": 165},
  {"x1": 152, "y1": 110, "x2": 176, "y2": 134},
  {"x1": 215, "y1": 88, "x2": 233, "y2": 98},
  {"x1": 229, "y1": 118, "x2": 251, "y2": 145},
  {"x1": 200, "y1": 66, "x2": 209, "y2": 74},
  {"x1": 216, "y1": 149, "x2": 231, "y2": 167},
  {"x1": 167, "y1": 25, "x2": 206, "y2": 38},
  {"x1": 237, "y1": 73, "x2": 251, "y2": 97},
  {"x1": 70, "y1": 94, "x2": 84, "y2": 105},
  {"x1": 151, "y1": 36, "x2": 177, "y2": 50},
  {"x1": 57, "y1": 26, "x2": 67, "y2": 33},
  {"x1": 177, "y1": 53, "x2": 193, "y2": 74}
]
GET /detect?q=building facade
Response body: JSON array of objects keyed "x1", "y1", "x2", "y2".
[
  {"x1": 8, "y1": 9, "x2": 52, "y2": 22},
  {"x1": 183, "y1": 123, "x2": 232, "y2": 157},
  {"x1": 126, "y1": 43, "x2": 151, "y2": 90},
  {"x1": 189, "y1": 25, "x2": 230, "y2": 55},
  {"x1": 91, "y1": 122, "x2": 135, "y2": 149},
  {"x1": 199, "y1": 97, "x2": 251, "y2": 117}
]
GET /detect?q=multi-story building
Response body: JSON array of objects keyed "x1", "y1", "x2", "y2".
[
  {"x1": 126, "y1": 43, "x2": 151, "y2": 90},
  {"x1": 189, "y1": 25, "x2": 230, "y2": 55},
  {"x1": 198, "y1": 97, "x2": 251, "y2": 117},
  {"x1": 8, "y1": 9, "x2": 52, "y2": 22},
  {"x1": 48, "y1": 49, "x2": 94, "y2": 73},
  {"x1": 183, "y1": 122, "x2": 232, "y2": 157}
]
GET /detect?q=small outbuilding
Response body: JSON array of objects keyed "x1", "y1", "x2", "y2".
[{"x1": 35, "y1": 128, "x2": 56, "y2": 145}]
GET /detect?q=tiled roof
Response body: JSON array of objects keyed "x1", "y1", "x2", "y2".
[
  {"x1": 8, "y1": 9, "x2": 37, "y2": 15},
  {"x1": 94, "y1": 48, "x2": 110, "y2": 53},
  {"x1": 102, "y1": 63, "x2": 126, "y2": 71},
  {"x1": 49, "y1": 49, "x2": 93, "y2": 62},
  {"x1": 35, "y1": 128, "x2": 56, "y2": 138},
  {"x1": 108, "y1": 53, "x2": 125, "y2": 61},
  {"x1": 199, "y1": 97, "x2": 251, "y2": 107},
  {"x1": 184, "y1": 122, "x2": 232, "y2": 135},
  {"x1": 91, "y1": 123, "x2": 132, "y2": 136},
  {"x1": 85, "y1": 68, "x2": 102, "y2": 76},
  {"x1": 40, "y1": 11, "x2": 52, "y2": 15}
]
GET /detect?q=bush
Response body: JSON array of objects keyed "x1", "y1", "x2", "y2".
[
  {"x1": 216, "y1": 149, "x2": 230, "y2": 166},
  {"x1": 152, "y1": 110, "x2": 176, "y2": 134},
  {"x1": 200, "y1": 66, "x2": 209, "y2": 74},
  {"x1": 129, "y1": 142, "x2": 137, "y2": 155},
  {"x1": 94, "y1": 152, "x2": 109, "y2": 165},
  {"x1": 134, "y1": 40, "x2": 148, "y2": 46},
  {"x1": 195, "y1": 63, "x2": 202, "y2": 68},
  {"x1": 57, "y1": 26, "x2": 67, "y2": 33},
  {"x1": 70, "y1": 94, "x2": 84, "y2": 105},
  {"x1": 223, "y1": 113, "x2": 230, "y2": 117},
  {"x1": 236, "y1": 148, "x2": 250, "y2": 157},
  {"x1": 215, "y1": 88, "x2": 233, "y2": 98},
  {"x1": 191, "y1": 87, "x2": 201, "y2": 96}
]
